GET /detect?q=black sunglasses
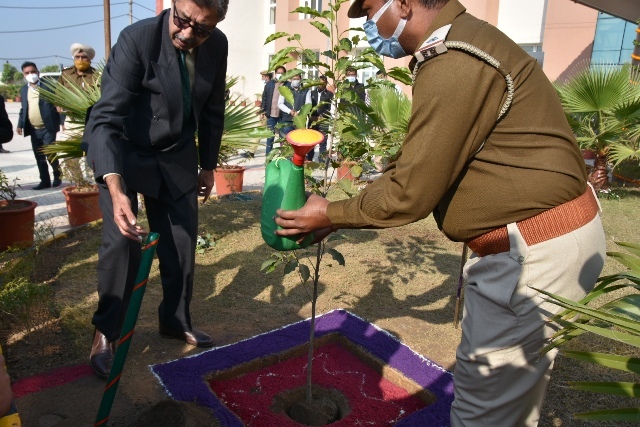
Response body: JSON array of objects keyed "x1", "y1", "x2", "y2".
[{"x1": 172, "y1": 2, "x2": 213, "y2": 38}]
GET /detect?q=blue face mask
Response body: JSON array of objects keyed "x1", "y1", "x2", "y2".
[{"x1": 363, "y1": 0, "x2": 407, "y2": 59}]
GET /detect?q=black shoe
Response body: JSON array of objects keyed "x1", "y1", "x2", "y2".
[
  {"x1": 159, "y1": 324, "x2": 215, "y2": 348},
  {"x1": 32, "y1": 182, "x2": 52, "y2": 190},
  {"x1": 52, "y1": 178, "x2": 62, "y2": 187},
  {"x1": 89, "y1": 329, "x2": 116, "y2": 379},
  {"x1": 0, "y1": 148, "x2": 9, "y2": 153}
]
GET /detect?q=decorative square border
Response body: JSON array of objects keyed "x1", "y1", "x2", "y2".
[{"x1": 150, "y1": 309, "x2": 454, "y2": 426}]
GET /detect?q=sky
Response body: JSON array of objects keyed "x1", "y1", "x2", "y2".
[{"x1": 0, "y1": 1, "x2": 158, "y2": 72}]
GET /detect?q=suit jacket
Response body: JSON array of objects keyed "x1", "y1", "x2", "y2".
[
  {"x1": 260, "y1": 80, "x2": 291, "y2": 118},
  {"x1": 17, "y1": 83, "x2": 60, "y2": 137},
  {"x1": 0, "y1": 95, "x2": 13, "y2": 144},
  {"x1": 84, "y1": 9, "x2": 228, "y2": 199}
]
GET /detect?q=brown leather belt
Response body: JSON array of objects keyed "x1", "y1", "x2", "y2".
[{"x1": 467, "y1": 189, "x2": 599, "y2": 257}]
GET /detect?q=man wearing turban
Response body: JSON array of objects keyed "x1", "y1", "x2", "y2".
[{"x1": 59, "y1": 43, "x2": 99, "y2": 90}]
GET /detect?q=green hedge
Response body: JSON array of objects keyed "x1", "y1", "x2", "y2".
[{"x1": 0, "y1": 84, "x2": 21, "y2": 100}]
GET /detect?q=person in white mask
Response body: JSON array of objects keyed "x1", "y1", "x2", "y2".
[
  {"x1": 16, "y1": 61, "x2": 62, "y2": 190},
  {"x1": 260, "y1": 65, "x2": 290, "y2": 156},
  {"x1": 274, "y1": 1, "x2": 606, "y2": 426}
]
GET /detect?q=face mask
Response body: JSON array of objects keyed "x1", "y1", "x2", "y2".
[
  {"x1": 25, "y1": 73, "x2": 39, "y2": 84},
  {"x1": 346, "y1": 76, "x2": 356, "y2": 83},
  {"x1": 363, "y1": 0, "x2": 407, "y2": 59},
  {"x1": 275, "y1": 73, "x2": 283, "y2": 80},
  {"x1": 74, "y1": 59, "x2": 91, "y2": 72},
  {"x1": 291, "y1": 80, "x2": 301, "y2": 88}
]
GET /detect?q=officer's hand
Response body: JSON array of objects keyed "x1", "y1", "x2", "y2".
[
  {"x1": 16, "y1": 128, "x2": 22, "y2": 136},
  {"x1": 198, "y1": 169, "x2": 215, "y2": 202},
  {"x1": 105, "y1": 175, "x2": 145, "y2": 241},
  {"x1": 275, "y1": 194, "x2": 332, "y2": 236}
]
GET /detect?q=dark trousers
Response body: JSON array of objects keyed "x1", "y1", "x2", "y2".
[
  {"x1": 31, "y1": 128, "x2": 60, "y2": 185},
  {"x1": 306, "y1": 122, "x2": 328, "y2": 161},
  {"x1": 92, "y1": 180, "x2": 198, "y2": 342},
  {"x1": 265, "y1": 115, "x2": 282, "y2": 155}
]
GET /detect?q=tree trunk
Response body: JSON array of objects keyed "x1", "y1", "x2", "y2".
[{"x1": 588, "y1": 151, "x2": 609, "y2": 191}]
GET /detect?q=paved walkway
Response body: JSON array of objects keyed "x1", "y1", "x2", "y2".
[{"x1": 1, "y1": 101, "x2": 273, "y2": 239}]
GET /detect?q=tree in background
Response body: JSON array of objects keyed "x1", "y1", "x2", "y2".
[
  {"x1": 40, "y1": 65, "x2": 61, "y2": 73},
  {"x1": 1, "y1": 62, "x2": 19, "y2": 84}
]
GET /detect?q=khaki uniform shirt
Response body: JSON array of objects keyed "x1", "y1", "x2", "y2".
[
  {"x1": 59, "y1": 66, "x2": 98, "y2": 90},
  {"x1": 326, "y1": 0, "x2": 586, "y2": 241}
]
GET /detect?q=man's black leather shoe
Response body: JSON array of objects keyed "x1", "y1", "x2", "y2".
[
  {"x1": 52, "y1": 178, "x2": 62, "y2": 187},
  {"x1": 159, "y1": 324, "x2": 215, "y2": 348},
  {"x1": 32, "y1": 182, "x2": 51, "y2": 190},
  {"x1": 90, "y1": 329, "x2": 115, "y2": 379}
]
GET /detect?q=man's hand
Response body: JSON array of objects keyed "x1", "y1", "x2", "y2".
[
  {"x1": 275, "y1": 194, "x2": 332, "y2": 237},
  {"x1": 105, "y1": 175, "x2": 145, "y2": 241},
  {"x1": 16, "y1": 128, "x2": 22, "y2": 136},
  {"x1": 198, "y1": 168, "x2": 215, "y2": 202},
  {"x1": 0, "y1": 354, "x2": 12, "y2": 417}
]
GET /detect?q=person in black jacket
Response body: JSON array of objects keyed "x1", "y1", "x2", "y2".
[
  {"x1": 260, "y1": 65, "x2": 290, "y2": 155},
  {"x1": 83, "y1": 0, "x2": 228, "y2": 379},
  {"x1": 0, "y1": 95, "x2": 12, "y2": 153},
  {"x1": 16, "y1": 62, "x2": 62, "y2": 189},
  {"x1": 277, "y1": 73, "x2": 310, "y2": 137},
  {"x1": 306, "y1": 75, "x2": 334, "y2": 161}
]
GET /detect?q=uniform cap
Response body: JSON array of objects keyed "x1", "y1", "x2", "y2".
[{"x1": 347, "y1": 0, "x2": 367, "y2": 18}]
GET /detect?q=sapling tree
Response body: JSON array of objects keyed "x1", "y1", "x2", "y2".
[{"x1": 260, "y1": 0, "x2": 411, "y2": 418}]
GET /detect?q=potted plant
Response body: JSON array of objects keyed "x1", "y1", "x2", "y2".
[
  {"x1": 59, "y1": 159, "x2": 101, "y2": 227},
  {"x1": 254, "y1": 93, "x2": 262, "y2": 108},
  {"x1": 555, "y1": 64, "x2": 640, "y2": 191},
  {"x1": 0, "y1": 170, "x2": 37, "y2": 251},
  {"x1": 212, "y1": 77, "x2": 272, "y2": 196}
]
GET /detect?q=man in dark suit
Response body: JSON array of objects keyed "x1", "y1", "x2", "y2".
[
  {"x1": 0, "y1": 95, "x2": 12, "y2": 153},
  {"x1": 83, "y1": 0, "x2": 228, "y2": 378},
  {"x1": 306, "y1": 75, "x2": 334, "y2": 161},
  {"x1": 260, "y1": 65, "x2": 290, "y2": 155},
  {"x1": 16, "y1": 62, "x2": 62, "y2": 189}
]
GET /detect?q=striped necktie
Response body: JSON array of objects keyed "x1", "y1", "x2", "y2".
[{"x1": 178, "y1": 50, "x2": 191, "y2": 121}]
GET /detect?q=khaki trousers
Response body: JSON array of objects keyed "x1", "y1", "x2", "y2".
[{"x1": 450, "y1": 214, "x2": 606, "y2": 426}]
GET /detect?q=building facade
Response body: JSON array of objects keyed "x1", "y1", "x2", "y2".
[{"x1": 158, "y1": 0, "x2": 638, "y2": 100}]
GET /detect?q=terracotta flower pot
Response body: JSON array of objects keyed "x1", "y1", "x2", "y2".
[
  {"x1": 0, "y1": 200, "x2": 37, "y2": 251},
  {"x1": 337, "y1": 161, "x2": 357, "y2": 181},
  {"x1": 62, "y1": 186, "x2": 102, "y2": 227},
  {"x1": 214, "y1": 166, "x2": 246, "y2": 196}
]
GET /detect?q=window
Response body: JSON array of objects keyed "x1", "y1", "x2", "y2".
[
  {"x1": 520, "y1": 44, "x2": 544, "y2": 65},
  {"x1": 301, "y1": 0, "x2": 322, "y2": 19},
  {"x1": 269, "y1": 0, "x2": 276, "y2": 25},
  {"x1": 591, "y1": 12, "x2": 637, "y2": 66},
  {"x1": 300, "y1": 51, "x2": 320, "y2": 80}
]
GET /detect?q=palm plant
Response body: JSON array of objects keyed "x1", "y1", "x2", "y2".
[
  {"x1": 538, "y1": 241, "x2": 640, "y2": 421},
  {"x1": 555, "y1": 64, "x2": 640, "y2": 190},
  {"x1": 39, "y1": 73, "x2": 270, "y2": 166}
]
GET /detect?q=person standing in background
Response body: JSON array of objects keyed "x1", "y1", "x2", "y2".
[
  {"x1": 16, "y1": 62, "x2": 62, "y2": 190},
  {"x1": 260, "y1": 65, "x2": 290, "y2": 156},
  {"x1": 0, "y1": 95, "x2": 13, "y2": 153},
  {"x1": 59, "y1": 43, "x2": 99, "y2": 91},
  {"x1": 306, "y1": 75, "x2": 333, "y2": 161}
]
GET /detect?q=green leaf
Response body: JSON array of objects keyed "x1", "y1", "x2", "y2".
[
  {"x1": 321, "y1": 50, "x2": 336, "y2": 60},
  {"x1": 260, "y1": 258, "x2": 278, "y2": 272},
  {"x1": 292, "y1": 6, "x2": 323, "y2": 19},
  {"x1": 309, "y1": 21, "x2": 330, "y2": 37},
  {"x1": 268, "y1": 47, "x2": 298, "y2": 70},
  {"x1": 562, "y1": 350, "x2": 640, "y2": 374},
  {"x1": 284, "y1": 259, "x2": 298, "y2": 275},
  {"x1": 327, "y1": 248, "x2": 345, "y2": 266},
  {"x1": 337, "y1": 38, "x2": 353, "y2": 52},
  {"x1": 299, "y1": 263, "x2": 311, "y2": 283},
  {"x1": 333, "y1": 0, "x2": 350, "y2": 12},
  {"x1": 568, "y1": 381, "x2": 640, "y2": 397},
  {"x1": 278, "y1": 85, "x2": 294, "y2": 107},
  {"x1": 573, "y1": 407, "x2": 640, "y2": 421},
  {"x1": 387, "y1": 67, "x2": 413, "y2": 86},
  {"x1": 265, "y1": 32, "x2": 290, "y2": 45}
]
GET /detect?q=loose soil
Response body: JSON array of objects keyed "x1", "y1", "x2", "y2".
[{"x1": 1, "y1": 189, "x2": 639, "y2": 426}]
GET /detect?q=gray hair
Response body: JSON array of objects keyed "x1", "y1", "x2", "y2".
[{"x1": 187, "y1": 0, "x2": 229, "y2": 22}]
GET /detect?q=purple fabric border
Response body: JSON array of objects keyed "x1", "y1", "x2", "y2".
[{"x1": 150, "y1": 309, "x2": 454, "y2": 426}]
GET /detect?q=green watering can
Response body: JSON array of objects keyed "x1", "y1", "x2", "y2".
[{"x1": 261, "y1": 129, "x2": 324, "y2": 251}]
